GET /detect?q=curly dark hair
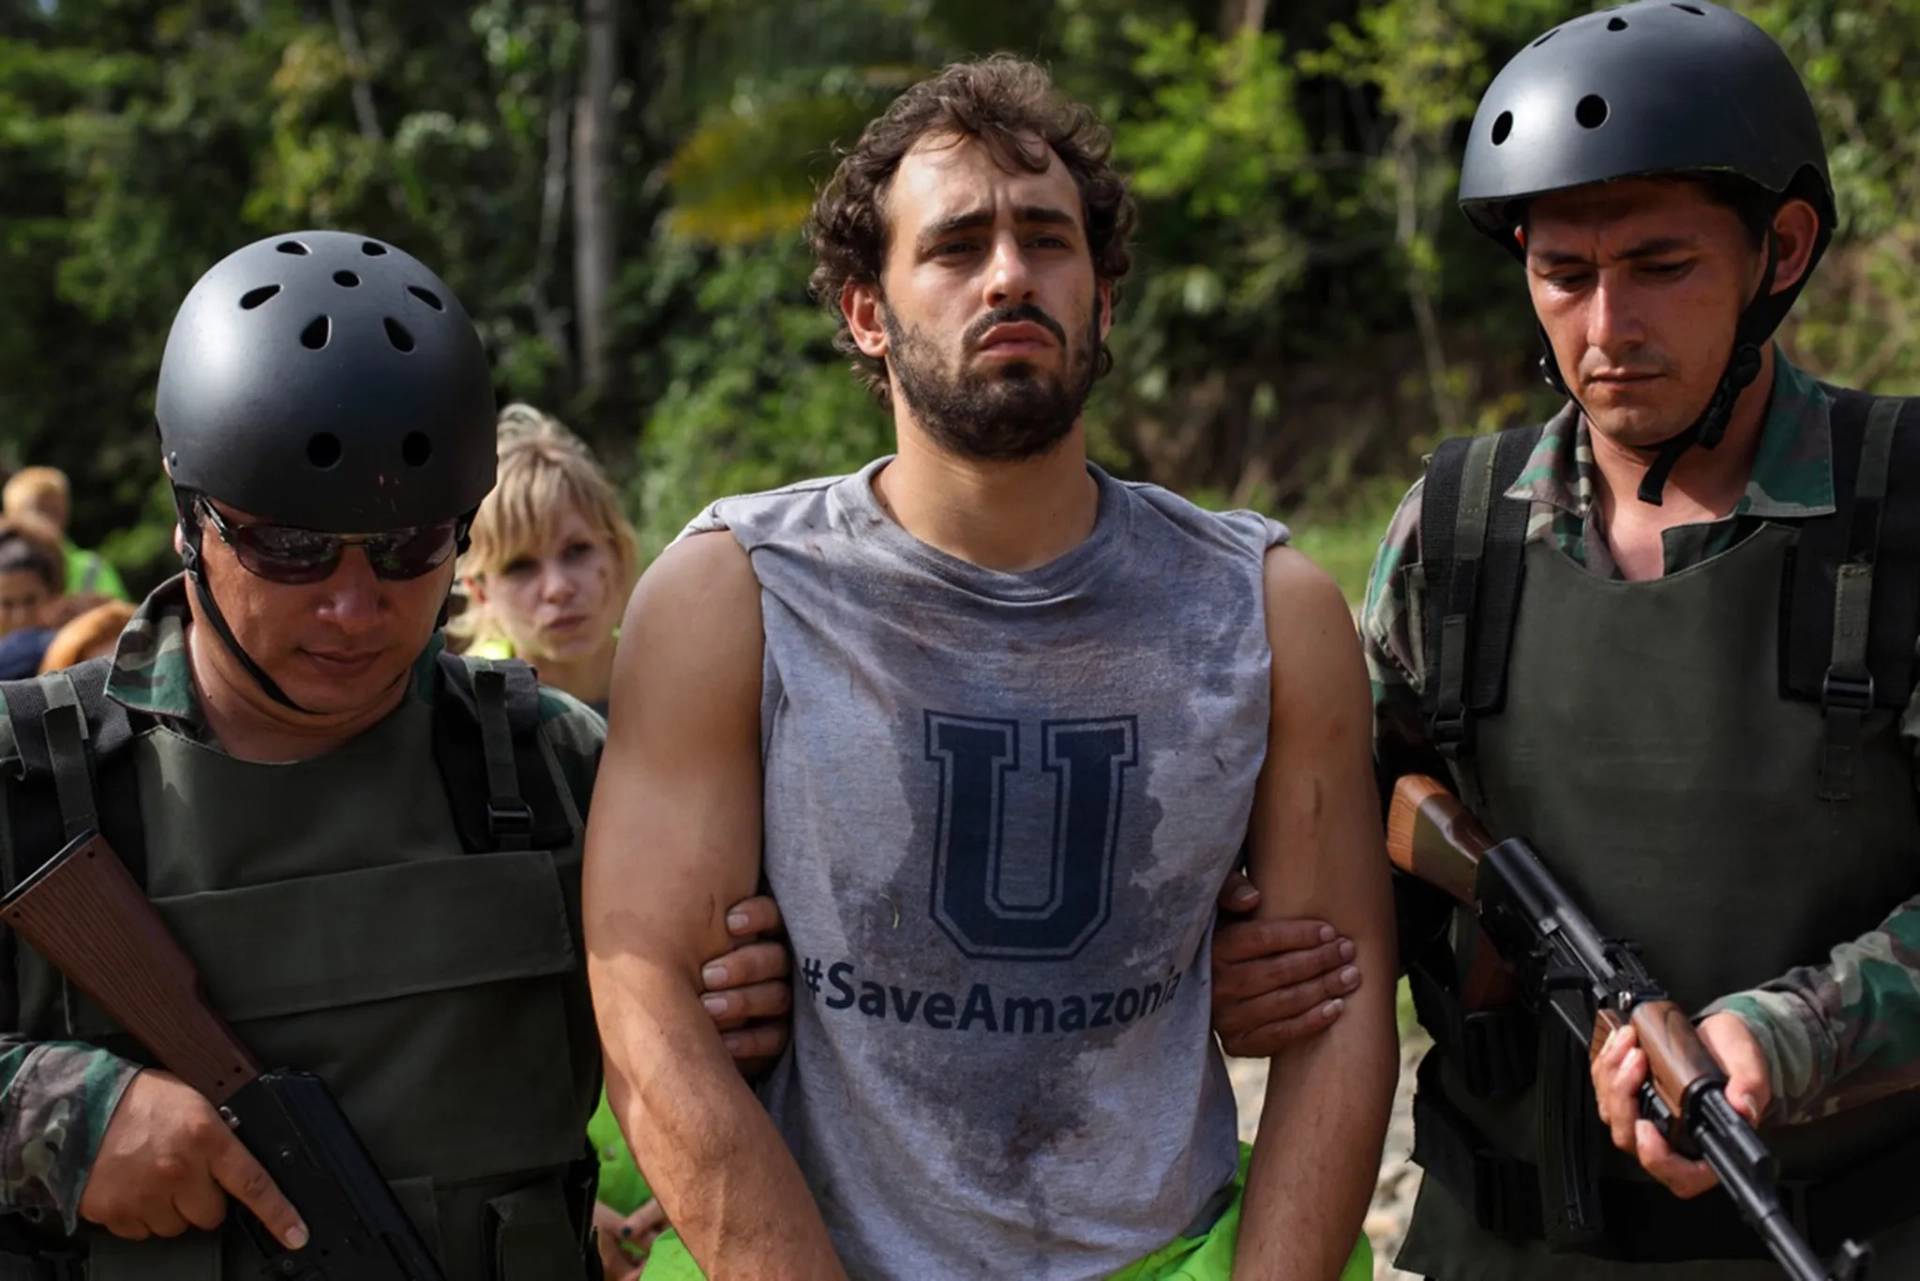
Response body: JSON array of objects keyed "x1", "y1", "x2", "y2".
[{"x1": 805, "y1": 55, "x2": 1136, "y2": 406}]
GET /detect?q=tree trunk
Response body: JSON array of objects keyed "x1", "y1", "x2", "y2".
[
  {"x1": 534, "y1": 101, "x2": 575, "y2": 396},
  {"x1": 572, "y1": 0, "x2": 619, "y2": 400},
  {"x1": 328, "y1": 0, "x2": 384, "y2": 144},
  {"x1": 1217, "y1": 0, "x2": 1269, "y2": 38}
]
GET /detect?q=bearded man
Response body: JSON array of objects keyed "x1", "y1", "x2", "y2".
[{"x1": 584, "y1": 57, "x2": 1396, "y2": 1281}]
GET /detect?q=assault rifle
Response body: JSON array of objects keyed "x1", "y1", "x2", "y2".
[
  {"x1": 1387, "y1": 776, "x2": 1872, "y2": 1281},
  {"x1": 0, "y1": 830, "x2": 446, "y2": 1280}
]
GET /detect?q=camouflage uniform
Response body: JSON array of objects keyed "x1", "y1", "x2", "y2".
[
  {"x1": 0, "y1": 575, "x2": 606, "y2": 1234},
  {"x1": 1362, "y1": 355, "x2": 1920, "y2": 1125}
]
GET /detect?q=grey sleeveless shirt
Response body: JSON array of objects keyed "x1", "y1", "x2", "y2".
[{"x1": 683, "y1": 459, "x2": 1285, "y2": 1279}]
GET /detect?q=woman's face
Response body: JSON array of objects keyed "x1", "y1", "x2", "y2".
[
  {"x1": 0, "y1": 569, "x2": 51, "y2": 637},
  {"x1": 470, "y1": 507, "x2": 622, "y2": 662}
]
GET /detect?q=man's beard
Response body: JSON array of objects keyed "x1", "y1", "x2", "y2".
[{"x1": 884, "y1": 302, "x2": 1099, "y2": 462}]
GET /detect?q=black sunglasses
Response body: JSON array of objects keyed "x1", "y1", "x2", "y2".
[{"x1": 197, "y1": 498, "x2": 460, "y2": 586}]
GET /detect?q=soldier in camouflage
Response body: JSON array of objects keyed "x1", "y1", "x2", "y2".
[
  {"x1": 1364, "y1": 3, "x2": 1920, "y2": 1278},
  {"x1": 0, "y1": 232, "x2": 786, "y2": 1281},
  {"x1": 1214, "y1": 2, "x2": 1920, "y2": 1278}
]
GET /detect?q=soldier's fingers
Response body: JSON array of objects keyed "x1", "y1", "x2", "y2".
[
  {"x1": 207, "y1": 1135, "x2": 308, "y2": 1251},
  {"x1": 702, "y1": 941, "x2": 790, "y2": 992},
  {"x1": 1602, "y1": 1045, "x2": 1648, "y2": 1152},
  {"x1": 139, "y1": 1200, "x2": 193, "y2": 1239},
  {"x1": 1217, "y1": 871, "x2": 1260, "y2": 913},
  {"x1": 1211, "y1": 917, "x2": 1338, "y2": 967},
  {"x1": 1213, "y1": 939, "x2": 1355, "y2": 1001},
  {"x1": 100, "y1": 1216, "x2": 153, "y2": 1242},
  {"x1": 724, "y1": 895, "x2": 785, "y2": 940},
  {"x1": 1635, "y1": 1121, "x2": 1720, "y2": 1199},
  {"x1": 1214, "y1": 964, "x2": 1360, "y2": 1037},
  {"x1": 703, "y1": 979, "x2": 793, "y2": 1028},
  {"x1": 172, "y1": 1175, "x2": 230, "y2": 1233},
  {"x1": 1218, "y1": 998, "x2": 1345, "y2": 1059},
  {"x1": 722, "y1": 1023, "x2": 791, "y2": 1064}
]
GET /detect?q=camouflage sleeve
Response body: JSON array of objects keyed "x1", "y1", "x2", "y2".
[
  {"x1": 1707, "y1": 899, "x2": 1920, "y2": 1125},
  {"x1": 535, "y1": 687, "x2": 607, "y2": 821},
  {"x1": 1359, "y1": 476, "x2": 1449, "y2": 784},
  {"x1": 0, "y1": 1038, "x2": 139, "y2": 1231}
]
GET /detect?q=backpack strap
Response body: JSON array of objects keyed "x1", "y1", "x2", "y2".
[
  {"x1": 1421, "y1": 424, "x2": 1545, "y2": 763},
  {"x1": 0, "y1": 657, "x2": 148, "y2": 887},
  {"x1": 433, "y1": 651, "x2": 574, "y2": 853},
  {"x1": 1781, "y1": 390, "x2": 1920, "y2": 799}
]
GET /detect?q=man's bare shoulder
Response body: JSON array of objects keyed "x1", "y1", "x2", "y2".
[
  {"x1": 635, "y1": 530, "x2": 758, "y2": 617},
  {"x1": 1260, "y1": 545, "x2": 1358, "y2": 647},
  {"x1": 609, "y1": 531, "x2": 762, "y2": 730}
]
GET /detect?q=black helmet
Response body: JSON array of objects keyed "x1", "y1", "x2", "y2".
[
  {"x1": 158, "y1": 231, "x2": 496, "y2": 714},
  {"x1": 157, "y1": 230, "x2": 496, "y2": 532},
  {"x1": 1457, "y1": 1, "x2": 1835, "y2": 503}
]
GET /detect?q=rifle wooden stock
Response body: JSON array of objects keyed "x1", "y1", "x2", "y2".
[
  {"x1": 1387, "y1": 774, "x2": 1496, "y2": 905},
  {"x1": 0, "y1": 830, "x2": 260, "y2": 1103},
  {"x1": 1386, "y1": 775, "x2": 1517, "y2": 1012}
]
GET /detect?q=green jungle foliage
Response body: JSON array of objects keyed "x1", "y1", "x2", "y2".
[{"x1": 4, "y1": 0, "x2": 1919, "y2": 592}]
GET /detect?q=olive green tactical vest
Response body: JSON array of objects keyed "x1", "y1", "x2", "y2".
[
  {"x1": 1, "y1": 677, "x2": 601, "y2": 1281},
  {"x1": 1400, "y1": 528, "x2": 1920, "y2": 1280}
]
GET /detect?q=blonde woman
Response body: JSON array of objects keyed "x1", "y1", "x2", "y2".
[{"x1": 458, "y1": 405, "x2": 639, "y2": 714}]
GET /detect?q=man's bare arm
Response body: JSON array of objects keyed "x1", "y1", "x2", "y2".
[
  {"x1": 584, "y1": 531, "x2": 845, "y2": 1279},
  {"x1": 1233, "y1": 548, "x2": 1399, "y2": 1280}
]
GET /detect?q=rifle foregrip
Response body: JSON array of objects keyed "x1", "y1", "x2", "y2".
[
  {"x1": 1630, "y1": 1001, "x2": 1725, "y2": 1121},
  {"x1": 0, "y1": 831, "x2": 259, "y2": 1102}
]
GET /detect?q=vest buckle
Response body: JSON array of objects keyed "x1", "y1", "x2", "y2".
[
  {"x1": 486, "y1": 799, "x2": 534, "y2": 840},
  {"x1": 1820, "y1": 670, "x2": 1876, "y2": 713}
]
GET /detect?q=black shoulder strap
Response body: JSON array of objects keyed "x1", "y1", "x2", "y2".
[
  {"x1": 432, "y1": 650, "x2": 575, "y2": 853},
  {"x1": 1420, "y1": 423, "x2": 1545, "y2": 760},
  {"x1": 0, "y1": 656, "x2": 149, "y2": 889},
  {"x1": 1782, "y1": 388, "x2": 1920, "y2": 799}
]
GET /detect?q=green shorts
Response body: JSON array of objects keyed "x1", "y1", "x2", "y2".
[
  {"x1": 641, "y1": 1145, "x2": 1372, "y2": 1280},
  {"x1": 589, "y1": 1088, "x2": 651, "y2": 1214}
]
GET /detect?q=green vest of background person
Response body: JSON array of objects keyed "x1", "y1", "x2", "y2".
[
  {"x1": 3, "y1": 467, "x2": 130, "y2": 603},
  {"x1": 65, "y1": 540, "x2": 128, "y2": 601}
]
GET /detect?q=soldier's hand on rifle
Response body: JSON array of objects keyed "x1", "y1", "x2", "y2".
[
  {"x1": 1593, "y1": 1013, "x2": 1773, "y2": 1199},
  {"x1": 1209, "y1": 870, "x2": 1362, "y2": 1057},
  {"x1": 79, "y1": 1068, "x2": 309, "y2": 1248},
  {"x1": 701, "y1": 892, "x2": 793, "y2": 1074}
]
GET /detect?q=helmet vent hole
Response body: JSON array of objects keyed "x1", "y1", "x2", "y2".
[
  {"x1": 239, "y1": 285, "x2": 281, "y2": 310},
  {"x1": 307, "y1": 434, "x2": 343, "y2": 469},
  {"x1": 384, "y1": 317, "x2": 416, "y2": 352},
  {"x1": 1673, "y1": 2, "x2": 1705, "y2": 11},
  {"x1": 1607, "y1": 15, "x2": 1628, "y2": 30},
  {"x1": 1575, "y1": 94, "x2": 1609, "y2": 129},
  {"x1": 361, "y1": 241, "x2": 389, "y2": 256},
  {"x1": 402, "y1": 432, "x2": 433, "y2": 467},
  {"x1": 299, "y1": 316, "x2": 331, "y2": 350},
  {"x1": 1532, "y1": 28, "x2": 1557, "y2": 46},
  {"x1": 406, "y1": 285, "x2": 444, "y2": 312},
  {"x1": 1491, "y1": 112, "x2": 1513, "y2": 146},
  {"x1": 276, "y1": 240, "x2": 310, "y2": 256},
  {"x1": 333, "y1": 270, "x2": 360, "y2": 288}
]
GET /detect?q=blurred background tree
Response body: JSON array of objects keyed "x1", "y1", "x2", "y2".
[{"x1": 4, "y1": 0, "x2": 1918, "y2": 594}]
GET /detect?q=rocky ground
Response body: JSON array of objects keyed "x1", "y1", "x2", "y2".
[{"x1": 1227, "y1": 1030, "x2": 1428, "y2": 1280}]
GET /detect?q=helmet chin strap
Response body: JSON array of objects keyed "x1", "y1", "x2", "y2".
[
  {"x1": 173, "y1": 486, "x2": 314, "y2": 715},
  {"x1": 1537, "y1": 232, "x2": 1784, "y2": 507}
]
